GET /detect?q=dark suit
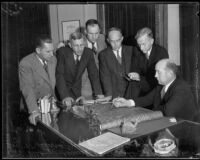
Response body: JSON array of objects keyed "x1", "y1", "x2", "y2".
[
  {"x1": 56, "y1": 46, "x2": 102, "y2": 100},
  {"x1": 81, "y1": 34, "x2": 107, "y2": 99},
  {"x1": 136, "y1": 44, "x2": 169, "y2": 94},
  {"x1": 99, "y1": 45, "x2": 133, "y2": 98},
  {"x1": 134, "y1": 78, "x2": 197, "y2": 121},
  {"x1": 19, "y1": 53, "x2": 57, "y2": 114}
]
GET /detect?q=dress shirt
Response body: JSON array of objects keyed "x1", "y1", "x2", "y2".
[
  {"x1": 73, "y1": 53, "x2": 81, "y2": 61},
  {"x1": 145, "y1": 47, "x2": 152, "y2": 60},
  {"x1": 87, "y1": 40, "x2": 97, "y2": 50},
  {"x1": 113, "y1": 47, "x2": 122, "y2": 58}
]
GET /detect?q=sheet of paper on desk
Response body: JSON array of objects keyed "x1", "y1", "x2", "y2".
[{"x1": 78, "y1": 132, "x2": 130, "y2": 155}]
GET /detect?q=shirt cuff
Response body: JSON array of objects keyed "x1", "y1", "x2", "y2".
[{"x1": 128, "y1": 99, "x2": 135, "y2": 107}]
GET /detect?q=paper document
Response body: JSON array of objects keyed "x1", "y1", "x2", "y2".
[{"x1": 79, "y1": 132, "x2": 130, "y2": 155}]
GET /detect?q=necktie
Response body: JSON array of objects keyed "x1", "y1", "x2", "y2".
[
  {"x1": 160, "y1": 86, "x2": 166, "y2": 99},
  {"x1": 91, "y1": 42, "x2": 97, "y2": 54},
  {"x1": 75, "y1": 55, "x2": 80, "y2": 65},
  {"x1": 43, "y1": 60, "x2": 48, "y2": 73},
  {"x1": 116, "y1": 50, "x2": 122, "y2": 64}
]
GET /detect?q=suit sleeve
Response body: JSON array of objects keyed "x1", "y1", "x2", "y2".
[
  {"x1": 56, "y1": 49, "x2": 70, "y2": 100},
  {"x1": 87, "y1": 52, "x2": 102, "y2": 95},
  {"x1": 19, "y1": 62, "x2": 39, "y2": 114},
  {"x1": 134, "y1": 88, "x2": 156, "y2": 107},
  {"x1": 154, "y1": 86, "x2": 191, "y2": 118},
  {"x1": 99, "y1": 51, "x2": 112, "y2": 96}
]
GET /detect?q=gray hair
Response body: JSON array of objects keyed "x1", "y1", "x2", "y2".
[
  {"x1": 69, "y1": 32, "x2": 84, "y2": 42},
  {"x1": 135, "y1": 27, "x2": 153, "y2": 40}
]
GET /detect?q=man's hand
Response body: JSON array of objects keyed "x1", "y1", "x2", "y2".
[
  {"x1": 113, "y1": 97, "x2": 134, "y2": 108},
  {"x1": 128, "y1": 72, "x2": 140, "y2": 81},
  {"x1": 29, "y1": 111, "x2": 40, "y2": 125},
  {"x1": 95, "y1": 95, "x2": 112, "y2": 103},
  {"x1": 76, "y1": 96, "x2": 86, "y2": 105},
  {"x1": 62, "y1": 97, "x2": 74, "y2": 111}
]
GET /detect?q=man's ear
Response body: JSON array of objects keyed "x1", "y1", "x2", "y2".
[
  {"x1": 121, "y1": 36, "x2": 124, "y2": 42},
  {"x1": 106, "y1": 38, "x2": 110, "y2": 44},
  {"x1": 68, "y1": 42, "x2": 72, "y2": 48},
  {"x1": 151, "y1": 38, "x2": 154, "y2": 45},
  {"x1": 35, "y1": 47, "x2": 40, "y2": 54}
]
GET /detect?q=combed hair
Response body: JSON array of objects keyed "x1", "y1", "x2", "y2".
[
  {"x1": 86, "y1": 19, "x2": 100, "y2": 28},
  {"x1": 135, "y1": 27, "x2": 153, "y2": 40},
  {"x1": 35, "y1": 35, "x2": 52, "y2": 48},
  {"x1": 69, "y1": 32, "x2": 83, "y2": 42},
  {"x1": 166, "y1": 61, "x2": 178, "y2": 75},
  {"x1": 107, "y1": 27, "x2": 122, "y2": 38}
]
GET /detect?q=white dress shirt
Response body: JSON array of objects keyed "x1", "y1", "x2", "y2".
[
  {"x1": 87, "y1": 40, "x2": 97, "y2": 50},
  {"x1": 113, "y1": 47, "x2": 122, "y2": 58}
]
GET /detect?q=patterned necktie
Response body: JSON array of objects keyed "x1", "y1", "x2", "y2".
[
  {"x1": 160, "y1": 86, "x2": 166, "y2": 99},
  {"x1": 116, "y1": 50, "x2": 122, "y2": 64},
  {"x1": 92, "y1": 42, "x2": 97, "y2": 54},
  {"x1": 43, "y1": 60, "x2": 49, "y2": 78},
  {"x1": 75, "y1": 55, "x2": 80, "y2": 65}
]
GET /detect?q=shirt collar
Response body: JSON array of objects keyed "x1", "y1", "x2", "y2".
[
  {"x1": 87, "y1": 39, "x2": 97, "y2": 49},
  {"x1": 164, "y1": 78, "x2": 175, "y2": 92},
  {"x1": 36, "y1": 54, "x2": 45, "y2": 65},
  {"x1": 73, "y1": 53, "x2": 81, "y2": 60}
]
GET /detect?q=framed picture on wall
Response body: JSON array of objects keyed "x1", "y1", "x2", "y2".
[{"x1": 62, "y1": 20, "x2": 80, "y2": 41}]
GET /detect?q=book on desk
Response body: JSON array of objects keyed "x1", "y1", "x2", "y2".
[{"x1": 78, "y1": 132, "x2": 130, "y2": 155}]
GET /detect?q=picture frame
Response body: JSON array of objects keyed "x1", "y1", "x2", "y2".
[{"x1": 62, "y1": 20, "x2": 80, "y2": 41}]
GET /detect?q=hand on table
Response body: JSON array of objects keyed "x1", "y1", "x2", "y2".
[
  {"x1": 62, "y1": 97, "x2": 74, "y2": 111},
  {"x1": 29, "y1": 110, "x2": 40, "y2": 125},
  {"x1": 112, "y1": 97, "x2": 133, "y2": 108}
]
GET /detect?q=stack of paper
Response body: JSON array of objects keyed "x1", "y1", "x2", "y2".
[{"x1": 78, "y1": 132, "x2": 130, "y2": 155}]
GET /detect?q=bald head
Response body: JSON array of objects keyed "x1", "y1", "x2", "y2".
[{"x1": 155, "y1": 59, "x2": 177, "y2": 85}]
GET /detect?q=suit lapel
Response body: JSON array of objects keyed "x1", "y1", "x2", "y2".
[
  {"x1": 148, "y1": 45, "x2": 156, "y2": 66},
  {"x1": 75, "y1": 49, "x2": 87, "y2": 81},
  {"x1": 33, "y1": 54, "x2": 50, "y2": 82},
  {"x1": 47, "y1": 58, "x2": 56, "y2": 89},
  {"x1": 162, "y1": 79, "x2": 177, "y2": 100},
  {"x1": 33, "y1": 54, "x2": 55, "y2": 90}
]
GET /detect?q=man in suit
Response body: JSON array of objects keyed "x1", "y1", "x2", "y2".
[
  {"x1": 19, "y1": 35, "x2": 57, "y2": 125},
  {"x1": 81, "y1": 19, "x2": 107, "y2": 99},
  {"x1": 128, "y1": 27, "x2": 169, "y2": 96},
  {"x1": 113, "y1": 59, "x2": 197, "y2": 121},
  {"x1": 56, "y1": 32, "x2": 103, "y2": 108},
  {"x1": 99, "y1": 27, "x2": 134, "y2": 99}
]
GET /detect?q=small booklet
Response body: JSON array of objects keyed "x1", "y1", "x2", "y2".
[{"x1": 78, "y1": 132, "x2": 130, "y2": 155}]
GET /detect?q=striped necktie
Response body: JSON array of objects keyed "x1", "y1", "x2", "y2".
[
  {"x1": 92, "y1": 42, "x2": 97, "y2": 54},
  {"x1": 116, "y1": 50, "x2": 122, "y2": 64}
]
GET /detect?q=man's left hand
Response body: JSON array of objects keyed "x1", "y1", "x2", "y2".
[{"x1": 113, "y1": 97, "x2": 133, "y2": 108}]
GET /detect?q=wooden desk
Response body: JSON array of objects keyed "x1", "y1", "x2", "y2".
[{"x1": 36, "y1": 109, "x2": 200, "y2": 158}]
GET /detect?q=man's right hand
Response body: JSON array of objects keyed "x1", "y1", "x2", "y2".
[
  {"x1": 62, "y1": 97, "x2": 74, "y2": 110},
  {"x1": 128, "y1": 72, "x2": 140, "y2": 81},
  {"x1": 29, "y1": 111, "x2": 40, "y2": 125}
]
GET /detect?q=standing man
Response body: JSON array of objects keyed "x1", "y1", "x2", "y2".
[
  {"x1": 99, "y1": 27, "x2": 136, "y2": 99},
  {"x1": 19, "y1": 35, "x2": 57, "y2": 125},
  {"x1": 128, "y1": 27, "x2": 169, "y2": 96},
  {"x1": 56, "y1": 32, "x2": 103, "y2": 108},
  {"x1": 113, "y1": 59, "x2": 197, "y2": 121},
  {"x1": 82, "y1": 19, "x2": 107, "y2": 99}
]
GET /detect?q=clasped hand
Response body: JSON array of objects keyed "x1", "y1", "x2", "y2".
[
  {"x1": 128, "y1": 72, "x2": 140, "y2": 81},
  {"x1": 112, "y1": 97, "x2": 133, "y2": 108}
]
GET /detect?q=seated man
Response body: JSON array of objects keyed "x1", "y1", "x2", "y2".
[
  {"x1": 56, "y1": 32, "x2": 104, "y2": 109},
  {"x1": 113, "y1": 59, "x2": 198, "y2": 121}
]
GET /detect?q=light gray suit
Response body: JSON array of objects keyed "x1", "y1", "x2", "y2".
[
  {"x1": 81, "y1": 34, "x2": 107, "y2": 99},
  {"x1": 19, "y1": 53, "x2": 57, "y2": 113}
]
